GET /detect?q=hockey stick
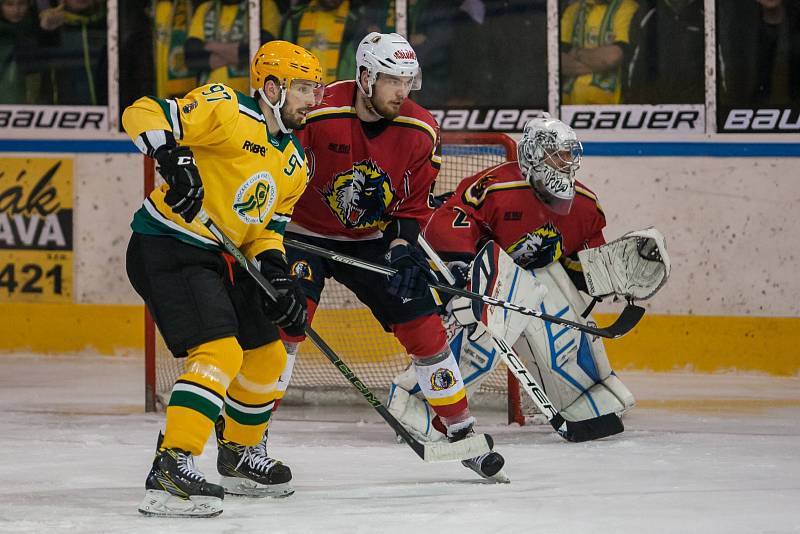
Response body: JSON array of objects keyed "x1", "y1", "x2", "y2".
[
  {"x1": 492, "y1": 337, "x2": 623, "y2": 442},
  {"x1": 284, "y1": 238, "x2": 645, "y2": 339},
  {"x1": 194, "y1": 210, "x2": 491, "y2": 463},
  {"x1": 419, "y1": 235, "x2": 623, "y2": 442}
]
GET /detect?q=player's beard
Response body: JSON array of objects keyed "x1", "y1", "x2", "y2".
[
  {"x1": 369, "y1": 95, "x2": 403, "y2": 120},
  {"x1": 280, "y1": 106, "x2": 308, "y2": 130}
]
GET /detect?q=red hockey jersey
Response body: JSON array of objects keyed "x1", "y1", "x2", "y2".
[
  {"x1": 290, "y1": 80, "x2": 441, "y2": 240},
  {"x1": 423, "y1": 161, "x2": 606, "y2": 269}
]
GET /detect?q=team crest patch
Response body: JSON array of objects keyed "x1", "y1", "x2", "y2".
[
  {"x1": 290, "y1": 260, "x2": 313, "y2": 281},
  {"x1": 182, "y1": 101, "x2": 198, "y2": 114},
  {"x1": 430, "y1": 368, "x2": 457, "y2": 391},
  {"x1": 506, "y1": 222, "x2": 563, "y2": 269},
  {"x1": 232, "y1": 171, "x2": 277, "y2": 224},
  {"x1": 463, "y1": 174, "x2": 497, "y2": 207},
  {"x1": 322, "y1": 159, "x2": 394, "y2": 229}
]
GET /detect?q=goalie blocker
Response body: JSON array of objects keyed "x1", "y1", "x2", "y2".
[{"x1": 388, "y1": 241, "x2": 642, "y2": 442}]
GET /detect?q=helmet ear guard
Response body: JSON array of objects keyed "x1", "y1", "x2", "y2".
[
  {"x1": 355, "y1": 32, "x2": 422, "y2": 97},
  {"x1": 517, "y1": 117, "x2": 583, "y2": 215}
]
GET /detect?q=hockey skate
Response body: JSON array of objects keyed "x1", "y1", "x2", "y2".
[
  {"x1": 138, "y1": 443, "x2": 224, "y2": 518},
  {"x1": 215, "y1": 417, "x2": 294, "y2": 498},
  {"x1": 449, "y1": 423, "x2": 510, "y2": 484}
]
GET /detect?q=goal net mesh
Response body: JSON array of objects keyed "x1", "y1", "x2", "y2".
[{"x1": 145, "y1": 132, "x2": 527, "y2": 421}]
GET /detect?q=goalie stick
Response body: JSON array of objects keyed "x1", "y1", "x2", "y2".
[
  {"x1": 194, "y1": 210, "x2": 492, "y2": 463},
  {"x1": 284, "y1": 238, "x2": 645, "y2": 339},
  {"x1": 419, "y1": 235, "x2": 623, "y2": 442}
]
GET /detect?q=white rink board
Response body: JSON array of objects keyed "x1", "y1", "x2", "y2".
[
  {"x1": 3, "y1": 151, "x2": 798, "y2": 316},
  {"x1": 1, "y1": 353, "x2": 799, "y2": 534}
]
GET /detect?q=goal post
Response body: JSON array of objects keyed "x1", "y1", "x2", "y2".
[{"x1": 142, "y1": 132, "x2": 529, "y2": 424}]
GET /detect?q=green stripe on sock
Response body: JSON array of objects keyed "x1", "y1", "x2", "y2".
[
  {"x1": 225, "y1": 403, "x2": 273, "y2": 426},
  {"x1": 169, "y1": 390, "x2": 222, "y2": 422}
]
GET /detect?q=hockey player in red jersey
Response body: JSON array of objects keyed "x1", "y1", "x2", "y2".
[
  {"x1": 275, "y1": 32, "x2": 507, "y2": 482},
  {"x1": 388, "y1": 116, "x2": 670, "y2": 441},
  {"x1": 424, "y1": 116, "x2": 604, "y2": 276}
]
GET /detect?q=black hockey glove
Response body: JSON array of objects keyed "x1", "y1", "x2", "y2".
[
  {"x1": 155, "y1": 146, "x2": 204, "y2": 223},
  {"x1": 385, "y1": 243, "x2": 437, "y2": 299},
  {"x1": 256, "y1": 250, "x2": 307, "y2": 337}
]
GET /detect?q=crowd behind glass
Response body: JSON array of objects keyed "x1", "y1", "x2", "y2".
[{"x1": 1, "y1": 0, "x2": 798, "y2": 114}]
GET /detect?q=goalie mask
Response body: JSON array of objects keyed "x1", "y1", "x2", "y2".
[
  {"x1": 356, "y1": 32, "x2": 422, "y2": 97},
  {"x1": 517, "y1": 117, "x2": 583, "y2": 215}
]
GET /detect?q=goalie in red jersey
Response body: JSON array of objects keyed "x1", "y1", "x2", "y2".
[
  {"x1": 269, "y1": 32, "x2": 507, "y2": 482},
  {"x1": 388, "y1": 116, "x2": 671, "y2": 441}
]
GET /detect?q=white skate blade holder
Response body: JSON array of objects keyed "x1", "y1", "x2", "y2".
[
  {"x1": 219, "y1": 476, "x2": 294, "y2": 498},
  {"x1": 422, "y1": 433, "x2": 492, "y2": 462},
  {"x1": 138, "y1": 489, "x2": 223, "y2": 518}
]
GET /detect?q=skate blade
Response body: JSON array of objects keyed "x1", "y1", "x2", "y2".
[
  {"x1": 220, "y1": 476, "x2": 294, "y2": 498},
  {"x1": 138, "y1": 489, "x2": 223, "y2": 517},
  {"x1": 461, "y1": 461, "x2": 511, "y2": 484}
]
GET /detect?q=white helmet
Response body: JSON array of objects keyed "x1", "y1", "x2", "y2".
[
  {"x1": 517, "y1": 116, "x2": 583, "y2": 215},
  {"x1": 356, "y1": 32, "x2": 422, "y2": 97}
]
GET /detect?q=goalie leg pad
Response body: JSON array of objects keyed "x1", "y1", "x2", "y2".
[
  {"x1": 387, "y1": 366, "x2": 446, "y2": 442},
  {"x1": 513, "y1": 262, "x2": 634, "y2": 418}
]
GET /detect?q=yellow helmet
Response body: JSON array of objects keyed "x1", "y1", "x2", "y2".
[{"x1": 250, "y1": 40, "x2": 323, "y2": 93}]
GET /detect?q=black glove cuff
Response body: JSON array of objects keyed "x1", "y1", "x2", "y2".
[
  {"x1": 382, "y1": 218, "x2": 420, "y2": 246},
  {"x1": 153, "y1": 140, "x2": 179, "y2": 162},
  {"x1": 256, "y1": 249, "x2": 289, "y2": 277}
]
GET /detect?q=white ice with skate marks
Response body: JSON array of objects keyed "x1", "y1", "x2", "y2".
[{"x1": 0, "y1": 353, "x2": 799, "y2": 534}]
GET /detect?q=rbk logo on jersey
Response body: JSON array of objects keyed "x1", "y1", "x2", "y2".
[
  {"x1": 242, "y1": 140, "x2": 266, "y2": 157},
  {"x1": 322, "y1": 160, "x2": 394, "y2": 229},
  {"x1": 232, "y1": 171, "x2": 277, "y2": 224},
  {"x1": 506, "y1": 222, "x2": 563, "y2": 269}
]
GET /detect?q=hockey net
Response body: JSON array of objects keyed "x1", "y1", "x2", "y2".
[{"x1": 144, "y1": 132, "x2": 529, "y2": 424}]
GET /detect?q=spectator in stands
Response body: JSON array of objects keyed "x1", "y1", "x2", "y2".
[
  {"x1": 626, "y1": 0, "x2": 704, "y2": 104},
  {"x1": 280, "y1": 0, "x2": 389, "y2": 85},
  {"x1": 718, "y1": 0, "x2": 800, "y2": 109},
  {"x1": 185, "y1": 0, "x2": 280, "y2": 94},
  {"x1": 0, "y1": 0, "x2": 42, "y2": 104},
  {"x1": 37, "y1": 0, "x2": 107, "y2": 105},
  {"x1": 152, "y1": 0, "x2": 196, "y2": 99},
  {"x1": 447, "y1": 0, "x2": 546, "y2": 108},
  {"x1": 560, "y1": 0, "x2": 640, "y2": 105}
]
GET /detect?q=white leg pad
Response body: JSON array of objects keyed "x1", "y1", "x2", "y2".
[{"x1": 386, "y1": 381, "x2": 446, "y2": 443}]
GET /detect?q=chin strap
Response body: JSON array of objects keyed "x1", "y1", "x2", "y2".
[{"x1": 258, "y1": 87, "x2": 291, "y2": 134}]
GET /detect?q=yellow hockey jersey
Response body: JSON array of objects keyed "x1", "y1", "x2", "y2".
[{"x1": 122, "y1": 83, "x2": 308, "y2": 259}]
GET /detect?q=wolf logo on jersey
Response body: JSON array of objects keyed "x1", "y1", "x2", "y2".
[
  {"x1": 233, "y1": 171, "x2": 278, "y2": 224},
  {"x1": 506, "y1": 222, "x2": 564, "y2": 269},
  {"x1": 322, "y1": 159, "x2": 395, "y2": 229}
]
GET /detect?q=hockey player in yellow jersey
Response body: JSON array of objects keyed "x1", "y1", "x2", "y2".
[{"x1": 123, "y1": 40, "x2": 323, "y2": 518}]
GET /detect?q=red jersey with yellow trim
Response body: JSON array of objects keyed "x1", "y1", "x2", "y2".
[
  {"x1": 423, "y1": 161, "x2": 606, "y2": 269},
  {"x1": 290, "y1": 80, "x2": 441, "y2": 240}
]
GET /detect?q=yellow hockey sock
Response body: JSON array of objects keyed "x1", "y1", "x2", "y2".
[
  {"x1": 222, "y1": 339, "x2": 288, "y2": 446},
  {"x1": 162, "y1": 336, "x2": 243, "y2": 455}
]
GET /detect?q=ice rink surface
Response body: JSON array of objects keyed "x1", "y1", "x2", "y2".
[{"x1": 1, "y1": 353, "x2": 798, "y2": 534}]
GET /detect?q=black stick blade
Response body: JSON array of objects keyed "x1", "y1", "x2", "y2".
[
  {"x1": 600, "y1": 303, "x2": 646, "y2": 339},
  {"x1": 551, "y1": 413, "x2": 625, "y2": 442}
]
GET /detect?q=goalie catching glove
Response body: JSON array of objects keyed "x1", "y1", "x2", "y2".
[
  {"x1": 578, "y1": 227, "x2": 670, "y2": 301},
  {"x1": 155, "y1": 146, "x2": 204, "y2": 223},
  {"x1": 256, "y1": 250, "x2": 307, "y2": 337}
]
